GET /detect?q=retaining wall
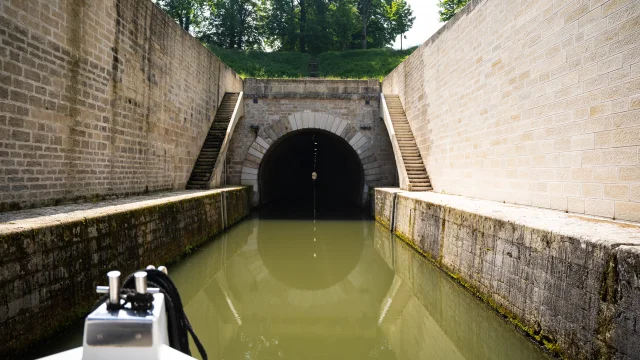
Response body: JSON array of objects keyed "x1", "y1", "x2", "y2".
[
  {"x1": 383, "y1": 0, "x2": 640, "y2": 222},
  {"x1": 375, "y1": 188, "x2": 640, "y2": 359},
  {"x1": 0, "y1": 0, "x2": 243, "y2": 211},
  {"x1": 227, "y1": 78, "x2": 397, "y2": 203},
  {"x1": 0, "y1": 186, "x2": 252, "y2": 357}
]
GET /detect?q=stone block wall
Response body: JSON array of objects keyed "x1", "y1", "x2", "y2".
[
  {"x1": 375, "y1": 188, "x2": 640, "y2": 359},
  {"x1": 383, "y1": 0, "x2": 640, "y2": 222},
  {"x1": 0, "y1": 186, "x2": 252, "y2": 357},
  {"x1": 0, "y1": 0, "x2": 243, "y2": 211},
  {"x1": 373, "y1": 224, "x2": 546, "y2": 360},
  {"x1": 226, "y1": 79, "x2": 397, "y2": 203}
]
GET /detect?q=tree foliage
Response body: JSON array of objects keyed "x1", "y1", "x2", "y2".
[
  {"x1": 155, "y1": 0, "x2": 415, "y2": 53},
  {"x1": 437, "y1": 0, "x2": 469, "y2": 22},
  {"x1": 154, "y1": 0, "x2": 211, "y2": 33},
  {"x1": 386, "y1": 0, "x2": 414, "y2": 49},
  {"x1": 200, "y1": 0, "x2": 262, "y2": 50}
]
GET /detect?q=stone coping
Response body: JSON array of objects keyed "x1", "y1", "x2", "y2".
[
  {"x1": 378, "y1": 188, "x2": 640, "y2": 246},
  {"x1": 0, "y1": 187, "x2": 245, "y2": 235}
]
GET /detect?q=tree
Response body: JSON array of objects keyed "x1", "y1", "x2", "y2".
[
  {"x1": 155, "y1": 0, "x2": 414, "y2": 52},
  {"x1": 263, "y1": 0, "x2": 300, "y2": 51},
  {"x1": 201, "y1": 0, "x2": 262, "y2": 50},
  {"x1": 437, "y1": 0, "x2": 469, "y2": 22},
  {"x1": 328, "y1": 0, "x2": 360, "y2": 51},
  {"x1": 357, "y1": 0, "x2": 372, "y2": 49},
  {"x1": 154, "y1": 0, "x2": 211, "y2": 33},
  {"x1": 386, "y1": 0, "x2": 414, "y2": 50}
]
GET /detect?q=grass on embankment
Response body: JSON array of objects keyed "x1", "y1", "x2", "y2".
[
  {"x1": 317, "y1": 47, "x2": 416, "y2": 80},
  {"x1": 208, "y1": 45, "x2": 417, "y2": 80},
  {"x1": 208, "y1": 46, "x2": 311, "y2": 78}
]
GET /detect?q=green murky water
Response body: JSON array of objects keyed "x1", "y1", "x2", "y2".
[{"x1": 36, "y1": 215, "x2": 549, "y2": 360}]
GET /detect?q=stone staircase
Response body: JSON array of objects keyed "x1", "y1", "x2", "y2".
[
  {"x1": 186, "y1": 92, "x2": 240, "y2": 189},
  {"x1": 384, "y1": 95, "x2": 432, "y2": 191}
]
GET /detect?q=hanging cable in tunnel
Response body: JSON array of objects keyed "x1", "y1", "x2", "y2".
[{"x1": 312, "y1": 134, "x2": 317, "y2": 220}]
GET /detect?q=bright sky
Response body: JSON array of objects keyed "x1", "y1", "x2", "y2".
[{"x1": 392, "y1": 0, "x2": 444, "y2": 50}]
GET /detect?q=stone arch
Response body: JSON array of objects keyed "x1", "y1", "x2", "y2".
[{"x1": 240, "y1": 111, "x2": 379, "y2": 205}]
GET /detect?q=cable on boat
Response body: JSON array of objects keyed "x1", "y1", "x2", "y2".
[{"x1": 92, "y1": 269, "x2": 208, "y2": 360}]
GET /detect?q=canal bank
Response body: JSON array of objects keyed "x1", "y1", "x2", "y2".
[
  {"x1": 374, "y1": 188, "x2": 640, "y2": 359},
  {"x1": 33, "y1": 213, "x2": 550, "y2": 360},
  {"x1": 0, "y1": 186, "x2": 252, "y2": 357}
]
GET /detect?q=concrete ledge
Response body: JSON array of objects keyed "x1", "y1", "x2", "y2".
[
  {"x1": 244, "y1": 78, "x2": 381, "y2": 100},
  {"x1": 0, "y1": 187, "x2": 252, "y2": 357},
  {"x1": 374, "y1": 188, "x2": 640, "y2": 359}
]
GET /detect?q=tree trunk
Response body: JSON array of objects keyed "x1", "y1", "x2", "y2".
[
  {"x1": 362, "y1": 17, "x2": 367, "y2": 49},
  {"x1": 300, "y1": 0, "x2": 307, "y2": 52},
  {"x1": 184, "y1": 14, "x2": 191, "y2": 32},
  {"x1": 360, "y1": 0, "x2": 370, "y2": 50}
]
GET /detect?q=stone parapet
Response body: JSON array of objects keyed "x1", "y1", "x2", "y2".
[
  {"x1": 244, "y1": 78, "x2": 380, "y2": 100},
  {"x1": 0, "y1": 187, "x2": 252, "y2": 357},
  {"x1": 374, "y1": 188, "x2": 640, "y2": 359}
]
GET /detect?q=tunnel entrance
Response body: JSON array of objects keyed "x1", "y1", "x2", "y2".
[{"x1": 259, "y1": 129, "x2": 365, "y2": 217}]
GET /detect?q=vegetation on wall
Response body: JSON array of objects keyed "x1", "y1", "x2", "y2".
[
  {"x1": 209, "y1": 46, "x2": 416, "y2": 79},
  {"x1": 207, "y1": 46, "x2": 312, "y2": 78},
  {"x1": 317, "y1": 47, "x2": 416, "y2": 79}
]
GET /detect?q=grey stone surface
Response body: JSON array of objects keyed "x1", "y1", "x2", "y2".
[
  {"x1": 375, "y1": 188, "x2": 640, "y2": 359},
  {"x1": 227, "y1": 79, "x2": 398, "y2": 204},
  {"x1": 0, "y1": 0, "x2": 243, "y2": 211},
  {"x1": 382, "y1": 0, "x2": 640, "y2": 222},
  {"x1": 0, "y1": 186, "x2": 252, "y2": 356}
]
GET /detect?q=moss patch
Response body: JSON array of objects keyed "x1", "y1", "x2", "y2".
[{"x1": 389, "y1": 225, "x2": 564, "y2": 358}]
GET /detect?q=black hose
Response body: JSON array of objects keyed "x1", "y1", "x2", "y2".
[{"x1": 89, "y1": 269, "x2": 208, "y2": 360}]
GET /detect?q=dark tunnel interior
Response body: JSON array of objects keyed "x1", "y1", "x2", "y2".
[{"x1": 259, "y1": 130, "x2": 365, "y2": 218}]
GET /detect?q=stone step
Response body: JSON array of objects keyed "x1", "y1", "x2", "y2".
[
  {"x1": 411, "y1": 187, "x2": 432, "y2": 192},
  {"x1": 409, "y1": 177, "x2": 430, "y2": 182},
  {"x1": 187, "y1": 92, "x2": 239, "y2": 189},
  {"x1": 191, "y1": 166, "x2": 213, "y2": 176}
]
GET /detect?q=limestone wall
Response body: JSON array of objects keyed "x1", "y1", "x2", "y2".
[
  {"x1": 383, "y1": 0, "x2": 640, "y2": 222},
  {"x1": 0, "y1": 186, "x2": 252, "y2": 357},
  {"x1": 227, "y1": 78, "x2": 397, "y2": 203},
  {"x1": 374, "y1": 188, "x2": 640, "y2": 359},
  {"x1": 0, "y1": 0, "x2": 243, "y2": 211}
]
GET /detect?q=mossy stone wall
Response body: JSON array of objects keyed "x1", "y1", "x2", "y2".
[
  {"x1": 374, "y1": 188, "x2": 640, "y2": 359},
  {"x1": 0, "y1": 186, "x2": 252, "y2": 357}
]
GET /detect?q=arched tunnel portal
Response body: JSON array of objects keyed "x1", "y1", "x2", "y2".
[
  {"x1": 259, "y1": 129, "x2": 364, "y2": 215},
  {"x1": 239, "y1": 112, "x2": 385, "y2": 216}
]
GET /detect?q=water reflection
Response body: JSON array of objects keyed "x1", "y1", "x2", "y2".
[
  {"x1": 168, "y1": 216, "x2": 547, "y2": 360},
  {"x1": 372, "y1": 225, "x2": 548, "y2": 360},
  {"x1": 34, "y1": 216, "x2": 548, "y2": 360}
]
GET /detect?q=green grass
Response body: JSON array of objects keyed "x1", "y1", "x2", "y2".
[
  {"x1": 208, "y1": 46, "x2": 311, "y2": 78},
  {"x1": 318, "y1": 47, "x2": 417, "y2": 80},
  {"x1": 207, "y1": 45, "x2": 417, "y2": 80}
]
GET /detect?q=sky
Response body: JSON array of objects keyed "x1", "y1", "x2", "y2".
[{"x1": 392, "y1": 0, "x2": 444, "y2": 50}]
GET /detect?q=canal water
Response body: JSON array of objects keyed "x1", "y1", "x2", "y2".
[{"x1": 35, "y1": 214, "x2": 549, "y2": 360}]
